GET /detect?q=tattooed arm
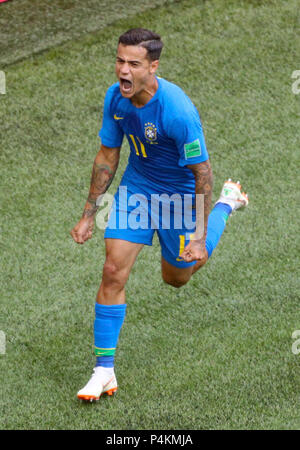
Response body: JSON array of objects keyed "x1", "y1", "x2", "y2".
[
  {"x1": 180, "y1": 160, "x2": 213, "y2": 262},
  {"x1": 82, "y1": 145, "x2": 120, "y2": 218},
  {"x1": 70, "y1": 144, "x2": 120, "y2": 244}
]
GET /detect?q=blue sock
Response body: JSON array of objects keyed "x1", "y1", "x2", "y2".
[
  {"x1": 94, "y1": 303, "x2": 127, "y2": 368},
  {"x1": 205, "y1": 202, "x2": 232, "y2": 258}
]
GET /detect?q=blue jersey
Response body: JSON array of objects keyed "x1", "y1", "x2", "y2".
[{"x1": 99, "y1": 77, "x2": 209, "y2": 195}]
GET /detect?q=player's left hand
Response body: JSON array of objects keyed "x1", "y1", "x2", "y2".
[{"x1": 180, "y1": 239, "x2": 208, "y2": 263}]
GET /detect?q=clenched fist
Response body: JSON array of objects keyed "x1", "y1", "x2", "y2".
[
  {"x1": 70, "y1": 217, "x2": 94, "y2": 244},
  {"x1": 180, "y1": 239, "x2": 208, "y2": 263}
]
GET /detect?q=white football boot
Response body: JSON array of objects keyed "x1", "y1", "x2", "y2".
[
  {"x1": 216, "y1": 179, "x2": 249, "y2": 212},
  {"x1": 77, "y1": 366, "x2": 118, "y2": 402}
]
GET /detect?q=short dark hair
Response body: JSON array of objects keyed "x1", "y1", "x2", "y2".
[{"x1": 118, "y1": 28, "x2": 163, "y2": 61}]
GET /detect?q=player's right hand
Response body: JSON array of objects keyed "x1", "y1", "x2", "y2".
[{"x1": 70, "y1": 217, "x2": 94, "y2": 244}]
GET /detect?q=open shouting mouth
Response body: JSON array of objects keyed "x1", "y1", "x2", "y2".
[{"x1": 120, "y1": 77, "x2": 133, "y2": 94}]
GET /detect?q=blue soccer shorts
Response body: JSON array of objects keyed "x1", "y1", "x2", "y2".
[{"x1": 103, "y1": 183, "x2": 197, "y2": 268}]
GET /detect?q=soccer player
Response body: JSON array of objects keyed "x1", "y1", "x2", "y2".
[{"x1": 70, "y1": 28, "x2": 248, "y2": 401}]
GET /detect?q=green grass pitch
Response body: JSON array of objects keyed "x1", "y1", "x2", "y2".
[{"x1": 0, "y1": 0, "x2": 299, "y2": 430}]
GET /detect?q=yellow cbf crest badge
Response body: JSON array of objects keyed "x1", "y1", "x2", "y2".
[{"x1": 144, "y1": 122, "x2": 157, "y2": 143}]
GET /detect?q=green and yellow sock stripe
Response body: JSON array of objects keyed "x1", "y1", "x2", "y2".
[{"x1": 94, "y1": 347, "x2": 116, "y2": 357}]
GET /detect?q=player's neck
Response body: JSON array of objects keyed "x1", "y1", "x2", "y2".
[{"x1": 130, "y1": 76, "x2": 158, "y2": 108}]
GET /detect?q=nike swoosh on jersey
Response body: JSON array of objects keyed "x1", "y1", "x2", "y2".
[{"x1": 114, "y1": 114, "x2": 124, "y2": 120}]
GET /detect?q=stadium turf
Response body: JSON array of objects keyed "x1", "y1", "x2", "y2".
[{"x1": 0, "y1": 0, "x2": 299, "y2": 430}]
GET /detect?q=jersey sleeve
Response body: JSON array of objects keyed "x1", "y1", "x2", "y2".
[
  {"x1": 167, "y1": 106, "x2": 209, "y2": 167},
  {"x1": 99, "y1": 86, "x2": 124, "y2": 148}
]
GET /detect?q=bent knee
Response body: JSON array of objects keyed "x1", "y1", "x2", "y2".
[
  {"x1": 162, "y1": 274, "x2": 190, "y2": 288},
  {"x1": 102, "y1": 260, "x2": 127, "y2": 287}
]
